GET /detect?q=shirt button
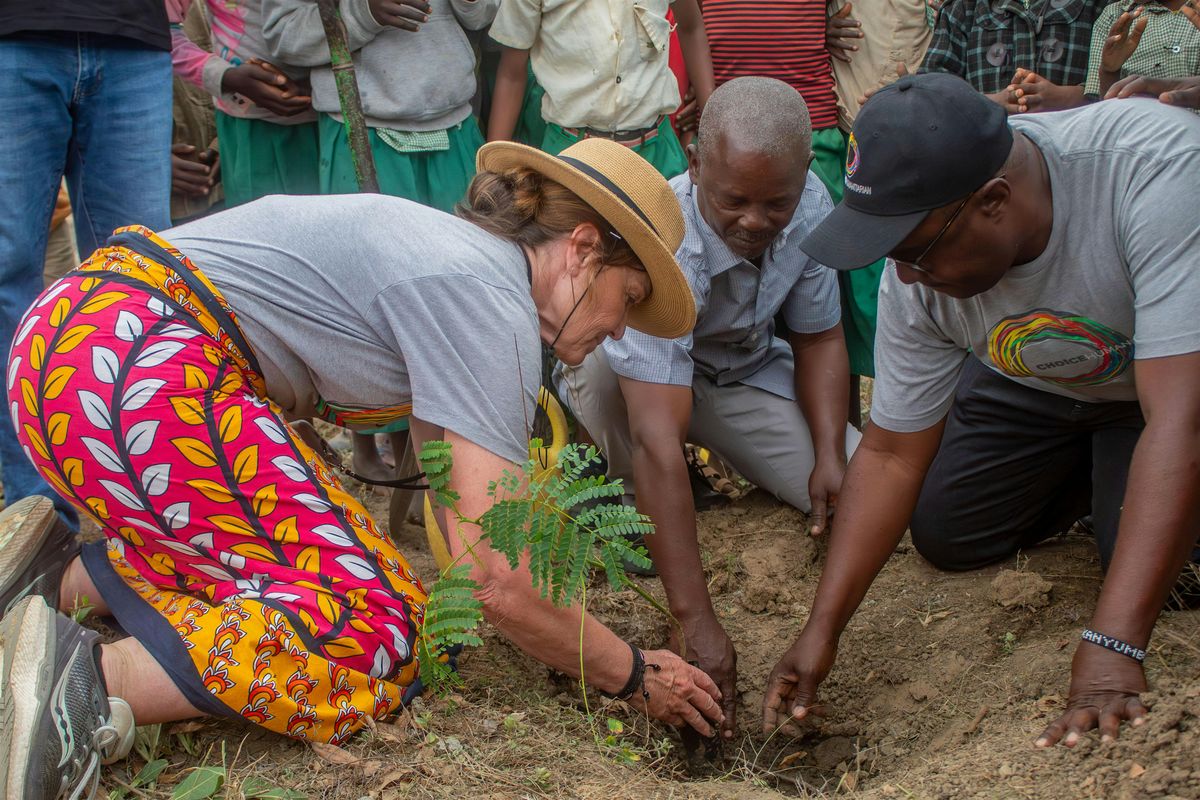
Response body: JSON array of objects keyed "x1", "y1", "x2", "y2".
[
  {"x1": 1171, "y1": 45, "x2": 1182, "y2": 54},
  {"x1": 616, "y1": 76, "x2": 622, "y2": 84}
]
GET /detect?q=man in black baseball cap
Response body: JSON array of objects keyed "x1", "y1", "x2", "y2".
[
  {"x1": 765, "y1": 73, "x2": 1200, "y2": 751},
  {"x1": 801, "y1": 72, "x2": 1013, "y2": 277}
]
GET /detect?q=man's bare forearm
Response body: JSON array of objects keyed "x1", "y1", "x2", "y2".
[
  {"x1": 792, "y1": 325, "x2": 850, "y2": 461},
  {"x1": 805, "y1": 422, "x2": 944, "y2": 635},
  {"x1": 634, "y1": 440, "x2": 714, "y2": 620},
  {"x1": 1089, "y1": 418, "x2": 1200, "y2": 645}
]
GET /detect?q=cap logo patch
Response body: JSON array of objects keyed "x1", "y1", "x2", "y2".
[{"x1": 846, "y1": 133, "x2": 861, "y2": 177}]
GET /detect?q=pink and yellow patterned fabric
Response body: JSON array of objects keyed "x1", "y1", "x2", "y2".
[{"x1": 10, "y1": 228, "x2": 427, "y2": 744}]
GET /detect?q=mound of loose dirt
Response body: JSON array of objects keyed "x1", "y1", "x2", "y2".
[{"x1": 991, "y1": 568, "x2": 1054, "y2": 609}]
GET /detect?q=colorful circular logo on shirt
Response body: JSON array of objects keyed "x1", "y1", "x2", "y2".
[
  {"x1": 846, "y1": 133, "x2": 861, "y2": 177},
  {"x1": 986, "y1": 309, "x2": 1133, "y2": 387}
]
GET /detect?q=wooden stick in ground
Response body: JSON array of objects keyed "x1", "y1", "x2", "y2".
[{"x1": 316, "y1": 0, "x2": 379, "y2": 193}]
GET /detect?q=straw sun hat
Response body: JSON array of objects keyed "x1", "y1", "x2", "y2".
[{"x1": 476, "y1": 138, "x2": 696, "y2": 340}]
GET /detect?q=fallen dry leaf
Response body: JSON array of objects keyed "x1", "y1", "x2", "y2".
[
  {"x1": 377, "y1": 767, "x2": 414, "y2": 789},
  {"x1": 372, "y1": 722, "x2": 409, "y2": 744},
  {"x1": 841, "y1": 770, "x2": 859, "y2": 792},
  {"x1": 310, "y1": 741, "x2": 360, "y2": 765},
  {"x1": 1129, "y1": 763, "x2": 1146, "y2": 779}
]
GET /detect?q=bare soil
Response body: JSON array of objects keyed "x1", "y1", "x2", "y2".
[{"x1": 100, "y1": 486, "x2": 1200, "y2": 800}]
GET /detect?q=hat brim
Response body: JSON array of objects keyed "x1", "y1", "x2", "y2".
[
  {"x1": 800, "y1": 203, "x2": 930, "y2": 271},
  {"x1": 477, "y1": 142, "x2": 695, "y2": 339}
]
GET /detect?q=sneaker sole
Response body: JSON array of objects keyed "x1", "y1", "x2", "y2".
[
  {"x1": 0, "y1": 596, "x2": 56, "y2": 799},
  {"x1": 0, "y1": 497, "x2": 57, "y2": 612}
]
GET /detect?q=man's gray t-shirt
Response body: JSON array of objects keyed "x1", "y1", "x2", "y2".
[
  {"x1": 164, "y1": 194, "x2": 540, "y2": 463},
  {"x1": 871, "y1": 99, "x2": 1200, "y2": 433}
]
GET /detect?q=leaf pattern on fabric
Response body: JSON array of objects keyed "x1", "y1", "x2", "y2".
[
  {"x1": 134, "y1": 340, "x2": 185, "y2": 367},
  {"x1": 125, "y1": 420, "x2": 159, "y2": 456},
  {"x1": 115, "y1": 309, "x2": 144, "y2": 342},
  {"x1": 43, "y1": 366, "x2": 75, "y2": 400},
  {"x1": 53, "y1": 324, "x2": 95, "y2": 355},
  {"x1": 10, "y1": 246, "x2": 426, "y2": 745},
  {"x1": 120, "y1": 378, "x2": 165, "y2": 411},
  {"x1": 91, "y1": 346, "x2": 121, "y2": 384},
  {"x1": 78, "y1": 390, "x2": 113, "y2": 430},
  {"x1": 46, "y1": 412, "x2": 70, "y2": 446},
  {"x1": 170, "y1": 396, "x2": 206, "y2": 426}
]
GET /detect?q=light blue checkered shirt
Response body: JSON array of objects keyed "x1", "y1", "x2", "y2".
[{"x1": 603, "y1": 173, "x2": 842, "y2": 400}]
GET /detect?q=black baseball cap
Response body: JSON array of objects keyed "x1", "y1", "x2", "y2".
[{"x1": 802, "y1": 72, "x2": 1014, "y2": 271}]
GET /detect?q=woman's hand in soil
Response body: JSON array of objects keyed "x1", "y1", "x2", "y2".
[
  {"x1": 1035, "y1": 644, "x2": 1147, "y2": 747},
  {"x1": 669, "y1": 612, "x2": 738, "y2": 739},
  {"x1": 629, "y1": 650, "x2": 724, "y2": 737},
  {"x1": 762, "y1": 627, "x2": 837, "y2": 735}
]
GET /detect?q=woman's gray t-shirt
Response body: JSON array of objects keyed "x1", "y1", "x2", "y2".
[{"x1": 163, "y1": 194, "x2": 540, "y2": 463}]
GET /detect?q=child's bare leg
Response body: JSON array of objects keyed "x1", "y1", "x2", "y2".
[
  {"x1": 387, "y1": 430, "x2": 409, "y2": 470},
  {"x1": 351, "y1": 431, "x2": 395, "y2": 482}
]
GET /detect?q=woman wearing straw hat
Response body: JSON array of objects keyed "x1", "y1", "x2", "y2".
[{"x1": 0, "y1": 138, "x2": 720, "y2": 798}]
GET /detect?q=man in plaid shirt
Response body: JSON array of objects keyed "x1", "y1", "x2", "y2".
[{"x1": 919, "y1": 0, "x2": 1100, "y2": 112}]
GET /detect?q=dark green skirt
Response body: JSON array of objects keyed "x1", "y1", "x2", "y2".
[
  {"x1": 541, "y1": 117, "x2": 688, "y2": 181},
  {"x1": 213, "y1": 113, "x2": 320, "y2": 207},
  {"x1": 317, "y1": 114, "x2": 484, "y2": 213}
]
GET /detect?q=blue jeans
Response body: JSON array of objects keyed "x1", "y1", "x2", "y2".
[{"x1": 0, "y1": 32, "x2": 172, "y2": 528}]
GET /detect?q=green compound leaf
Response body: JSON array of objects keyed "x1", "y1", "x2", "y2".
[
  {"x1": 417, "y1": 439, "x2": 459, "y2": 508},
  {"x1": 417, "y1": 563, "x2": 484, "y2": 696},
  {"x1": 481, "y1": 443, "x2": 651, "y2": 606},
  {"x1": 415, "y1": 440, "x2": 656, "y2": 690}
]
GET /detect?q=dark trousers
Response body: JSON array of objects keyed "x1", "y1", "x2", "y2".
[{"x1": 912, "y1": 357, "x2": 1160, "y2": 572}]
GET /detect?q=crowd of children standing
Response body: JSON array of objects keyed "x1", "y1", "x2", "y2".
[{"x1": 1, "y1": 0, "x2": 1199, "y2": 530}]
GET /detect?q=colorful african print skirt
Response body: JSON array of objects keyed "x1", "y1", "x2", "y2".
[{"x1": 9, "y1": 226, "x2": 427, "y2": 744}]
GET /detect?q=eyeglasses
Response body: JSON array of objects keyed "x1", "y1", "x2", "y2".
[{"x1": 894, "y1": 173, "x2": 1006, "y2": 274}]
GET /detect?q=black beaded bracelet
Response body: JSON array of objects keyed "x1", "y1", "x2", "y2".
[
  {"x1": 1081, "y1": 629, "x2": 1146, "y2": 663},
  {"x1": 601, "y1": 641, "x2": 646, "y2": 700}
]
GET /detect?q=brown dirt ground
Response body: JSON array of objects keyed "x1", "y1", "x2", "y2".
[{"x1": 99, "y1": 479, "x2": 1200, "y2": 800}]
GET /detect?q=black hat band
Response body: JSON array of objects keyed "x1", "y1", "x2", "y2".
[{"x1": 557, "y1": 155, "x2": 661, "y2": 237}]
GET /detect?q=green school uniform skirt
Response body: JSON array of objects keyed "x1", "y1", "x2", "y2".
[
  {"x1": 213, "y1": 112, "x2": 320, "y2": 207},
  {"x1": 810, "y1": 126, "x2": 885, "y2": 378},
  {"x1": 317, "y1": 113, "x2": 484, "y2": 213},
  {"x1": 541, "y1": 117, "x2": 688, "y2": 181},
  {"x1": 515, "y1": 65, "x2": 548, "y2": 148}
]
